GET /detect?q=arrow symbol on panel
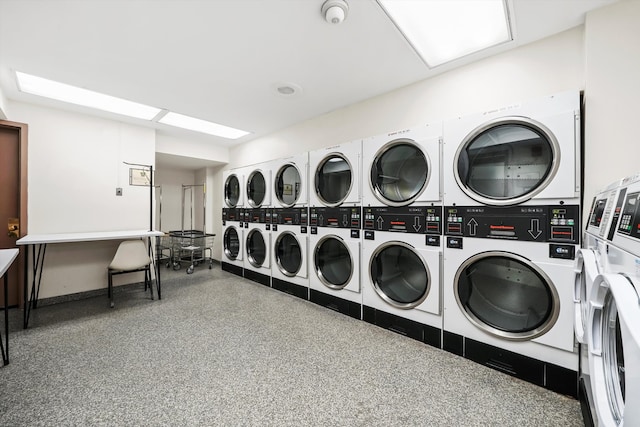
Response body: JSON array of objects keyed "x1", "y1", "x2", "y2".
[
  {"x1": 377, "y1": 216, "x2": 384, "y2": 230},
  {"x1": 467, "y1": 218, "x2": 478, "y2": 236},
  {"x1": 529, "y1": 218, "x2": 542, "y2": 240},
  {"x1": 413, "y1": 216, "x2": 421, "y2": 232}
]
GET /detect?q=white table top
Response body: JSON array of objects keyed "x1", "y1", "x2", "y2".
[
  {"x1": 0, "y1": 248, "x2": 19, "y2": 277},
  {"x1": 16, "y1": 230, "x2": 164, "y2": 245}
]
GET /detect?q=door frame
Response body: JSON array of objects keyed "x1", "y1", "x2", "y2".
[{"x1": 0, "y1": 119, "x2": 28, "y2": 307}]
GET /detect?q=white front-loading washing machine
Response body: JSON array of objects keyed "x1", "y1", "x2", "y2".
[
  {"x1": 362, "y1": 123, "x2": 442, "y2": 208},
  {"x1": 309, "y1": 206, "x2": 362, "y2": 319},
  {"x1": 361, "y1": 205, "x2": 443, "y2": 348},
  {"x1": 245, "y1": 161, "x2": 273, "y2": 209},
  {"x1": 242, "y1": 208, "x2": 271, "y2": 287},
  {"x1": 443, "y1": 91, "x2": 580, "y2": 207},
  {"x1": 443, "y1": 204, "x2": 581, "y2": 397},
  {"x1": 221, "y1": 207, "x2": 244, "y2": 277},
  {"x1": 309, "y1": 140, "x2": 361, "y2": 208},
  {"x1": 271, "y1": 207, "x2": 309, "y2": 300},
  {"x1": 223, "y1": 167, "x2": 246, "y2": 209},
  {"x1": 272, "y1": 152, "x2": 309, "y2": 209},
  {"x1": 588, "y1": 268, "x2": 640, "y2": 426}
]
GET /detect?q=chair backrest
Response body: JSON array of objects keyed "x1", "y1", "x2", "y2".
[{"x1": 109, "y1": 240, "x2": 152, "y2": 271}]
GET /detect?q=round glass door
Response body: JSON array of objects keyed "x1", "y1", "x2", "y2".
[
  {"x1": 454, "y1": 117, "x2": 560, "y2": 206},
  {"x1": 247, "y1": 170, "x2": 266, "y2": 208},
  {"x1": 275, "y1": 232, "x2": 302, "y2": 276},
  {"x1": 369, "y1": 242, "x2": 430, "y2": 309},
  {"x1": 275, "y1": 164, "x2": 301, "y2": 207},
  {"x1": 315, "y1": 154, "x2": 352, "y2": 207},
  {"x1": 223, "y1": 227, "x2": 240, "y2": 260},
  {"x1": 246, "y1": 229, "x2": 266, "y2": 267},
  {"x1": 224, "y1": 174, "x2": 240, "y2": 208},
  {"x1": 601, "y1": 292, "x2": 625, "y2": 424},
  {"x1": 314, "y1": 236, "x2": 352, "y2": 289},
  {"x1": 455, "y1": 252, "x2": 560, "y2": 340},
  {"x1": 370, "y1": 140, "x2": 429, "y2": 207}
]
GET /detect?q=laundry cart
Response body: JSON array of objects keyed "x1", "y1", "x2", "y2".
[
  {"x1": 169, "y1": 230, "x2": 215, "y2": 274},
  {"x1": 155, "y1": 234, "x2": 173, "y2": 268}
]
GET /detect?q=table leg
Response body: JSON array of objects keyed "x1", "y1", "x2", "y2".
[{"x1": 2, "y1": 272, "x2": 9, "y2": 365}]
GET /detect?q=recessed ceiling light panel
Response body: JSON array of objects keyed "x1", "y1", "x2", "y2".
[
  {"x1": 158, "y1": 111, "x2": 250, "y2": 140},
  {"x1": 15, "y1": 71, "x2": 162, "y2": 120},
  {"x1": 378, "y1": 0, "x2": 512, "y2": 68}
]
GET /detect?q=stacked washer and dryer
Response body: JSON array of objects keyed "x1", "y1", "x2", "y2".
[
  {"x1": 308, "y1": 140, "x2": 363, "y2": 319},
  {"x1": 441, "y1": 91, "x2": 582, "y2": 397},
  {"x1": 270, "y1": 153, "x2": 311, "y2": 299},
  {"x1": 222, "y1": 167, "x2": 246, "y2": 276},
  {"x1": 361, "y1": 123, "x2": 444, "y2": 348},
  {"x1": 243, "y1": 161, "x2": 274, "y2": 287},
  {"x1": 578, "y1": 174, "x2": 640, "y2": 426}
]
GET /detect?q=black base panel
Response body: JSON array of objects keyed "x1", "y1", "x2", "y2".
[
  {"x1": 445, "y1": 333, "x2": 578, "y2": 398},
  {"x1": 578, "y1": 377, "x2": 595, "y2": 427},
  {"x1": 243, "y1": 269, "x2": 271, "y2": 287},
  {"x1": 221, "y1": 262, "x2": 243, "y2": 277},
  {"x1": 271, "y1": 278, "x2": 308, "y2": 300},
  {"x1": 309, "y1": 290, "x2": 361, "y2": 320},
  {"x1": 443, "y1": 331, "x2": 464, "y2": 357},
  {"x1": 362, "y1": 306, "x2": 441, "y2": 349}
]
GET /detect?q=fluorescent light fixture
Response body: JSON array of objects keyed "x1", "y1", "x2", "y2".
[
  {"x1": 15, "y1": 71, "x2": 161, "y2": 120},
  {"x1": 158, "y1": 111, "x2": 250, "y2": 140},
  {"x1": 379, "y1": 0, "x2": 511, "y2": 68}
]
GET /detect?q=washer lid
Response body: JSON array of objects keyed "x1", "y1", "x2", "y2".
[
  {"x1": 247, "y1": 170, "x2": 267, "y2": 208},
  {"x1": 275, "y1": 231, "x2": 302, "y2": 276},
  {"x1": 454, "y1": 251, "x2": 559, "y2": 340},
  {"x1": 454, "y1": 117, "x2": 560, "y2": 206},
  {"x1": 275, "y1": 163, "x2": 302, "y2": 207},
  {"x1": 246, "y1": 229, "x2": 267, "y2": 267},
  {"x1": 223, "y1": 227, "x2": 241, "y2": 260},
  {"x1": 314, "y1": 235, "x2": 353, "y2": 289}
]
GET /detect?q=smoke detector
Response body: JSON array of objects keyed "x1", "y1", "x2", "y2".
[{"x1": 321, "y1": 0, "x2": 349, "y2": 24}]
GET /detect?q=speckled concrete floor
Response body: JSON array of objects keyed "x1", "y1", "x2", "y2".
[{"x1": 0, "y1": 266, "x2": 584, "y2": 426}]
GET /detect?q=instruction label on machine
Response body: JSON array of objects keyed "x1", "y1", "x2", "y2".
[{"x1": 362, "y1": 206, "x2": 442, "y2": 235}]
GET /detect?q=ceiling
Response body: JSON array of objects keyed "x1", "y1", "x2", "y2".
[{"x1": 0, "y1": 0, "x2": 617, "y2": 169}]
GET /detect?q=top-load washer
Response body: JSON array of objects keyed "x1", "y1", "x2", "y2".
[
  {"x1": 223, "y1": 167, "x2": 246, "y2": 209},
  {"x1": 245, "y1": 161, "x2": 273, "y2": 209},
  {"x1": 443, "y1": 91, "x2": 580, "y2": 207},
  {"x1": 272, "y1": 152, "x2": 309, "y2": 208},
  {"x1": 309, "y1": 140, "x2": 361, "y2": 208},
  {"x1": 362, "y1": 124, "x2": 442, "y2": 207}
]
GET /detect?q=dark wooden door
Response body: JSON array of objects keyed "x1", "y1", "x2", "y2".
[{"x1": 0, "y1": 120, "x2": 28, "y2": 307}]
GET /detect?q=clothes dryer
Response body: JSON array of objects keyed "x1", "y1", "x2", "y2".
[
  {"x1": 443, "y1": 91, "x2": 580, "y2": 207},
  {"x1": 362, "y1": 124, "x2": 442, "y2": 208},
  {"x1": 309, "y1": 140, "x2": 361, "y2": 208},
  {"x1": 273, "y1": 153, "x2": 309, "y2": 208},
  {"x1": 271, "y1": 207, "x2": 309, "y2": 300},
  {"x1": 242, "y1": 208, "x2": 271, "y2": 287},
  {"x1": 361, "y1": 205, "x2": 443, "y2": 348},
  {"x1": 443, "y1": 204, "x2": 581, "y2": 397},
  {"x1": 245, "y1": 161, "x2": 273, "y2": 209},
  {"x1": 309, "y1": 207, "x2": 362, "y2": 319},
  {"x1": 221, "y1": 207, "x2": 244, "y2": 277},
  {"x1": 223, "y1": 167, "x2": 246, "y2": 209}
]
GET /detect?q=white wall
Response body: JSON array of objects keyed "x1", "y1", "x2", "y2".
[
  {"x1": 156, "y1": 133, "x2": 229, "y2": 164},
  {"x1": 8, "y1": 101, "x2": 156, "y2": 298},
  {"x1": 584, "y1": 1, "x2": 640, "y2": 219}
]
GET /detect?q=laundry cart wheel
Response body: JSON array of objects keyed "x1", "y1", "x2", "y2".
[
  {"x1": 187, "y1": 265, "x2": 194, "y2": 274},
  {"x1": 173, "y1": 262, "x2": 181, "y2": 271}
]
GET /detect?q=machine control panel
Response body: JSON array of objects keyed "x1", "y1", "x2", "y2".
[
  {"x1": 615, "y1": 190, "x2": 640, "y2": 238},
  {"x1": 309, "y1": 207, "x2": 361, "y2": 229},
  {"x1": 273, "y1": 207, "x2": 308, "y2": 226},
  {"x1": 444, "y1": 205, "x2": 580, "y2": 244},
  {"x1": 245, "y1": 208, "x2": 269, "y2": 224},
  {"x1": 607, "y1": 187, "x2": 626, "y2": 241},
  {"x1": 222, "y1": 208, "x2": 242, "y2": 224},
  {"x1": 362, "y1": 206, "x2": 442, "y2": 235}
]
